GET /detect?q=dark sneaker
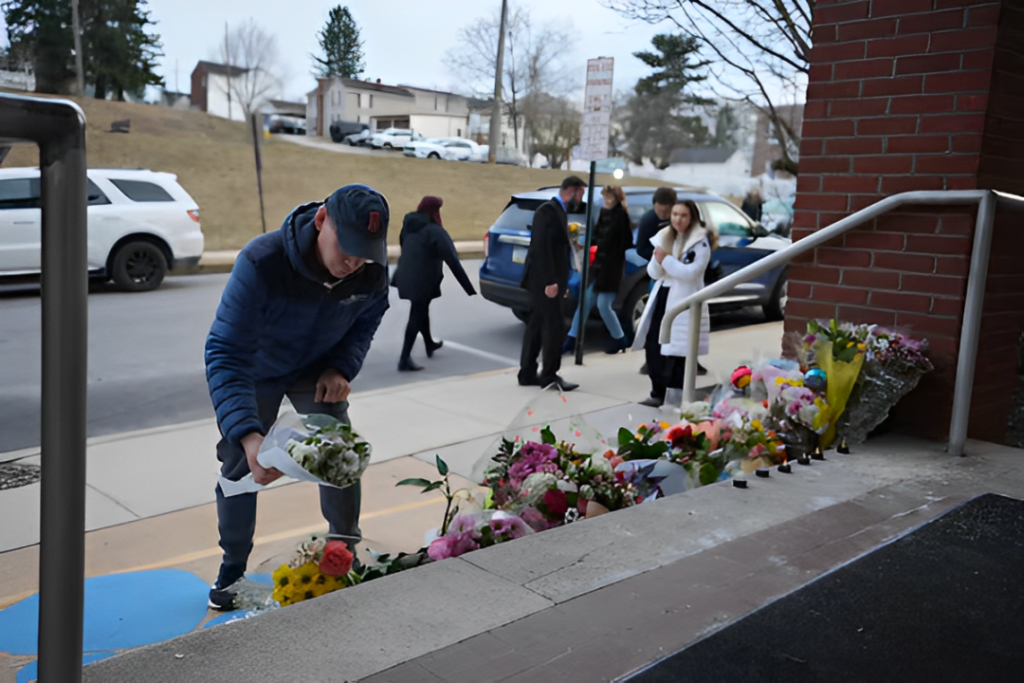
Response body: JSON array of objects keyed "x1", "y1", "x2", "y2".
[{"x1": 208, "y1": 581, "x2": 239, "y2": 611}]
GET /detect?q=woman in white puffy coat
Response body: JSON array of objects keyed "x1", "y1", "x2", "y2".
[{"x1": 631, "y1": 199, "x2": 718, "y2": 407}]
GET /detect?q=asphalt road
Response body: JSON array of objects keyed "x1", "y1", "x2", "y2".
[{"x1": 0, "y1": 260, "x2": 764, "y2": 453}]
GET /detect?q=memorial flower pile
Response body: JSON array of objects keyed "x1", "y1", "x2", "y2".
[{"x1": 271, "y1": 536, "x2": 355, "y2": 607}]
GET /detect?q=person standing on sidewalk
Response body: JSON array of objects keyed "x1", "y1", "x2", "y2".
[
  {"x1": 631, "y1": 199, "x2": 717, "y2": 407},
  {"x1": 393, "y1": 196, "x2": 476, "y2": 371},
  {"x1": 562, "y1": 185, "x2": 634, "y2": 355},
  {"x1": 635, "y1": 187, "x2": 676, "y2": 263},
  {"x1": 204, "y1": 184, "x2": 390, "y2": 610},
  {"x1": 518, "y1": 176, "x2": 587, "y2": 392}
]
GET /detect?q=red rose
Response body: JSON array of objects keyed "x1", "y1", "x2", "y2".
[
  {"x1": 543, "y1": 489, "x2": 569, "y2": 518},
  {"x1": 318, "y1": 540, "x2": 354, "y2": 577}
]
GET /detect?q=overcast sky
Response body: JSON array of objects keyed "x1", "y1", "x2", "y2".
[{"x1": 0, "y1": 0, "x2": 669, "y2": 101}]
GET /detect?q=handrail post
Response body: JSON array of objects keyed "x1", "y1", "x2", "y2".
[
  {"x1": 0, "y1": 93, "x2": 89, "y2": 683},
  {"x1": 682, "y1": 305, "x2": 701, "y2": 404},
  {"x1": 948, "y1": 191, "x2": 996, "y2": 456}
]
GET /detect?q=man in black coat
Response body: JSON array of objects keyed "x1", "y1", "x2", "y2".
[
  {"x1": 518, "y1": 176, "x2": 587, "y2": 392},
  {"x1": 635, "y1": 186, "x2": 676, "y2": 262}
]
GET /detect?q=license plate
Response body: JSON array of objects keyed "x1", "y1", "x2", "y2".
[{"x1": 512, "y1": 246, "x2": 528, "y2": 264}]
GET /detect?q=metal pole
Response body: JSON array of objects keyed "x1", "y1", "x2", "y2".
[
  {"x1": 681, "y1": 306, "x2": 701, "y2": 404},
  {"x1": 948, "y1": 191, "x2": 996, "y2": 457},
  {"x1": 575, "y1": 162, "x2": 598, "y2": 365},
  {"x1": 0, "y1": 93, "x2": 91, "y2": 683},
  {"x1": 71, "y1": 0, "x2": 85, "y2": 96},
  {"x1": 250, "y1": 113, "x2": 267, "y2": 233},
  {"x1": 488, "y1": 0, "x2": 508, "y2": 164}
]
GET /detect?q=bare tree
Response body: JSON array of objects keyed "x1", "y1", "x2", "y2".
[
  {"x1": 521, "y1": 93, "x2": 581, "y2": 170},
  {"x1": 217, "y1": 18, "x2": 282, "y2": 119},
  {"x1": 446, "y1": 4, "x2": 577, "y2": 153},
  {"x1": 606, "y1": 0, "x2": 812, "y2": 172}
]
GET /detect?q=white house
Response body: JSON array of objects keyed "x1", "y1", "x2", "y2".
[
  {"x1": 659, "y1": 148, "x2": 751, "y2": 187},
  {"x1": 191, "y1": 60, "x2": 280, "y2": 122},
  {"x1": 305, "y1": 77, "x2": 471, "y2": 138}
]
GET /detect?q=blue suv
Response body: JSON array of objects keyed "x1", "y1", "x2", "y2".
[{"x1": 478, "y1": 186, "x2": 790, "y2": 336}]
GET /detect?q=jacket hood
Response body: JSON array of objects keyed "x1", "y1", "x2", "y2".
[
  {"x1": 282, "y1": 201, "x2": 325, "y2": 282},
  {"x1": 401, "y1": 211, "x2": 433, "y2": 235},
  {"x1": 655, "y1": 224, "x2": 708, "y2": 255}
]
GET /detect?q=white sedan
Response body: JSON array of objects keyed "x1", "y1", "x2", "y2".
[{"x1": 403, "y1": 138, "x2": 484, "y2": 161}]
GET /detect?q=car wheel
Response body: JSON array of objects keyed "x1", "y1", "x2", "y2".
[
  {"x1": 620, "y1": 281, "x2": 649, "y2": 341},
  {"x1": 763, "y1": 276, "x2": 788, "y2": 321},
  {"x1": 428, "y1": 152, "x2": 440, "y2": 159},
  {"x1": 383, "y1": 143, "x2": 393, "y2": 149},
  {"x1": 111, "y1": 241, "x2": 167, "y2": 292},
  {"x1": 512, "y1": 308, "x2": 531, "y2": 323}
]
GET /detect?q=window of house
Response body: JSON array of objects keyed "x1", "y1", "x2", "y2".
[
  {"x1": 110, "y1": 179, "x2": 174, "y2": 202},
  {"x1": 369, "y1": 95, "x2": 373, "y2": 109},
  {"x1": 434, "y1": 97, "x2": 438, "y2": 110},
  {"x1": 0, "y1": 178, "x2": 40, "y2": 210},
  {"x1": 356, "y1": 93, "x2": 361, "y2": 108},
  {"x1": 457, "y1": 128, "x2": 462, "y2": 137}
]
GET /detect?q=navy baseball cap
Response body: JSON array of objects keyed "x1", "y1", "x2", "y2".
[{"x1": 323, "y1": 184, "x2": 390, "y2": 264}]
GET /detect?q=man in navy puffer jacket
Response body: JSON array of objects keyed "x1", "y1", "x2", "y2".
[{"x1": 205, "y1": 184, "x2": 390, "y2": 610}]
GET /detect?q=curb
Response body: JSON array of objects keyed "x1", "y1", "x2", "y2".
[{"x1": 193, "y1": 243, "x2": 486, "y2": 275}]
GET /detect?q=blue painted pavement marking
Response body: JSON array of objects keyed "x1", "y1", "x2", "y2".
[{"x1": 0, "y1": 569, "x2": 210, "y2": 655}]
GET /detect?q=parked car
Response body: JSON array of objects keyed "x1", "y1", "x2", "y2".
[
  {"x1": 268, "y1": 115, "x2": 306, "y2": 135},
  {"x1": 330, "y1": 120, "x2": 368, "y2": 143},
  {"x1": 402, "y1": 137, "x2": 482, "y2": 161},
  {"x1": 0, "y1": 167, "x2": 204, "y2": 291},
  {"x1": 368, "y1": 128, "x2": 423, "y2": 149},
  {"x1": 478, "y1": 187, "x2": 790, "y2": 336},
  {"x1": 343, "y1": 129, "x2": 372, "y2": 146}
]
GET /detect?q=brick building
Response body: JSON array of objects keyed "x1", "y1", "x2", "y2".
[{"x1": 786, "y1": 0, "x2": 1024, "y2": 445}]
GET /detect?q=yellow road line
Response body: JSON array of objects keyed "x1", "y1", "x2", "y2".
[
  {"x1": 0, "y1": 497, "x2": 443, "y2": 607},
  {"x1": 112, "y1": 496, "x2": 443, "y2": 574}
]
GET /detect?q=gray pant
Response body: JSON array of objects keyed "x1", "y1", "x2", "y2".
[{"x1": 214, "y1": 367, "x2": 361, "y2": 587}]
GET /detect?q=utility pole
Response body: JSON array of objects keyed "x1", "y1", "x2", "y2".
[
  {"x1": 487, "y1": 0, "x2": 508, "y2": 164},
  {"x1": 225, "y1": 22, "x2": 233, "y2": 120},
  {"x1": 70, "y1": 0, "x2": 85, "y2": 95}
]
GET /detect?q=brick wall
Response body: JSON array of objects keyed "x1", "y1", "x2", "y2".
[{"x1": 788, "y1": 0, "x2": 1024, "y2": 444}]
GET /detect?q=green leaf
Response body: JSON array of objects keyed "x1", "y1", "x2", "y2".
[
  {"x1": 541, "y1": 426, "x2": 557, "y2": 445},
  {"x1": 435, "y1": 455, "x2": 449, "y2": 476},
  {"x1": 422, "y1": 481, "x2": 445, "y2": 493},
  {"x1": 699, "y1": 463, "x2": 719, "y2": 487},
  {"x1": 618, "y1": 427, "x2": 636, "y2": 446},
  {"x1": 395, "y1": 477, "x2": 432, "y2": 488}
]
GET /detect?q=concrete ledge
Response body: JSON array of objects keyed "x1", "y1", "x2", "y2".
[
  {"x1": 81, "y1": 436, "x2": 1024, "y2": 682},
  {"x1": 195, "y1": 241, "x2": 485, "y2": 274}
]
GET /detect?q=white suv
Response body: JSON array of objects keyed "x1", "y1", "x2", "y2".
[
  {"x1": 0, "y1": 167, "x2": 204, "y2": 291},
  {"x1": 368, "y1": 128, "x2": 423, "y2": 149}
]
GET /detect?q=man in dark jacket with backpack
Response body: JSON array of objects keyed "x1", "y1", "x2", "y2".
[
  {"x1": 204, "y1": 184, "x2": 390, "y2": 610},
  {"x1": 518, "y1": 176, "x2": 587, "y2": 392}
]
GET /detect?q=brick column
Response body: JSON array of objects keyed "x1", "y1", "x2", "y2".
[{"x1": 787, "y1": 0, "x2": 1024, "y2": 444}]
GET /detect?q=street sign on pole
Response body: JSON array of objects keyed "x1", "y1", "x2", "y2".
[
  {"x1": 579, "y1": 57, "x2": 614, "y2": 162},
  {"x1": 575, "y1": 57, "x2": 614, "y2": 365}
]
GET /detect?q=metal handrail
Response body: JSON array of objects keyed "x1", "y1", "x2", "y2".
[{"x1": 659, "y1": 189, "x2": 1024, "y2": 457}]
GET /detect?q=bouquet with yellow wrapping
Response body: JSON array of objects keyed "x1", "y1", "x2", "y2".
[{"x1": 805, "y1": 320, "x2": 866, "y2": 448}]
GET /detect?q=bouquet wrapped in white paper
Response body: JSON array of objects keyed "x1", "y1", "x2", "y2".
[{"x1": 219, "y1": 413, "x2": 371, "y2": 497}]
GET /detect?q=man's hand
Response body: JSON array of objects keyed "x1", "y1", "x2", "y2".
[
  {"x1": 544, "y1": 283, "x2": 559, "y2": 299},
  {"x1": 241, "y1": 432, "x2": 281, "y2": 486},
  {"x1": 316, "y1": 367, "x2": 351, "y2": 403},
  {"x1": 654, "y1": 246, "x2": 667, "y2": 265}
]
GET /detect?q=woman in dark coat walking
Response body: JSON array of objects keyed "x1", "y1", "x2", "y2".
[
  {"x1": 394, "y1": 196, "x2": 476, "y2": 371},
  {"x1": 563, "y1": 185, "x2": 634, "y2": 354}
]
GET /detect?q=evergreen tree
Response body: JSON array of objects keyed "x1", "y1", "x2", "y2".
[
  {"x1": 712, "y1": 104, "x2": 740, "y2": 148},
  {"x1": 311, "y1": 5, "x2": 364, "y2": 78},
  {"x1": 2, "y1": 0, "x2": 75, "y2": 93},
  {"x1": 1, "y1": 0, "x2": 163, "y2": 98},
  {"x1": 620, "y1": 33, "x2": 713, "y2": 168},
  {"x1": 81, "y1": 0, "x2": 164, "y2": 100}
]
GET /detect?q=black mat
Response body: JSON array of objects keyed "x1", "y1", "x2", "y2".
[{"x1": 621, "y1": 493, "x2": 1024, "y2": 683}]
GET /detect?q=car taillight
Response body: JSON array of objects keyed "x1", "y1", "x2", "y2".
[
  {"x1": 187, "y1": 209, "x2": 200, "y2": 223},
  {"x1": 483, "y1": 232, "x2": 489, "y2": 258}
]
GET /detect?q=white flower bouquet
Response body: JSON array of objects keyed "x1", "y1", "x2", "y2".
[{"x1": 219, "y1": 412, "x2": 371, "y2": 497}]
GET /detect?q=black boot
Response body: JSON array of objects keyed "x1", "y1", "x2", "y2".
[
  {"x1": 604, "y1": 336, "x2": 628, "y2": 354},
  {"x1": 398, "y1": 357, "x2": 423, "y2": 372},
  {"x1": 426, "y1": 340, "x2": 444, "y2": 358}
]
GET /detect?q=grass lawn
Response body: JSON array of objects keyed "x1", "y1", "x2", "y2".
[{"x1": 2, "y1": 91, "x2": 664, "y2": 250}]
